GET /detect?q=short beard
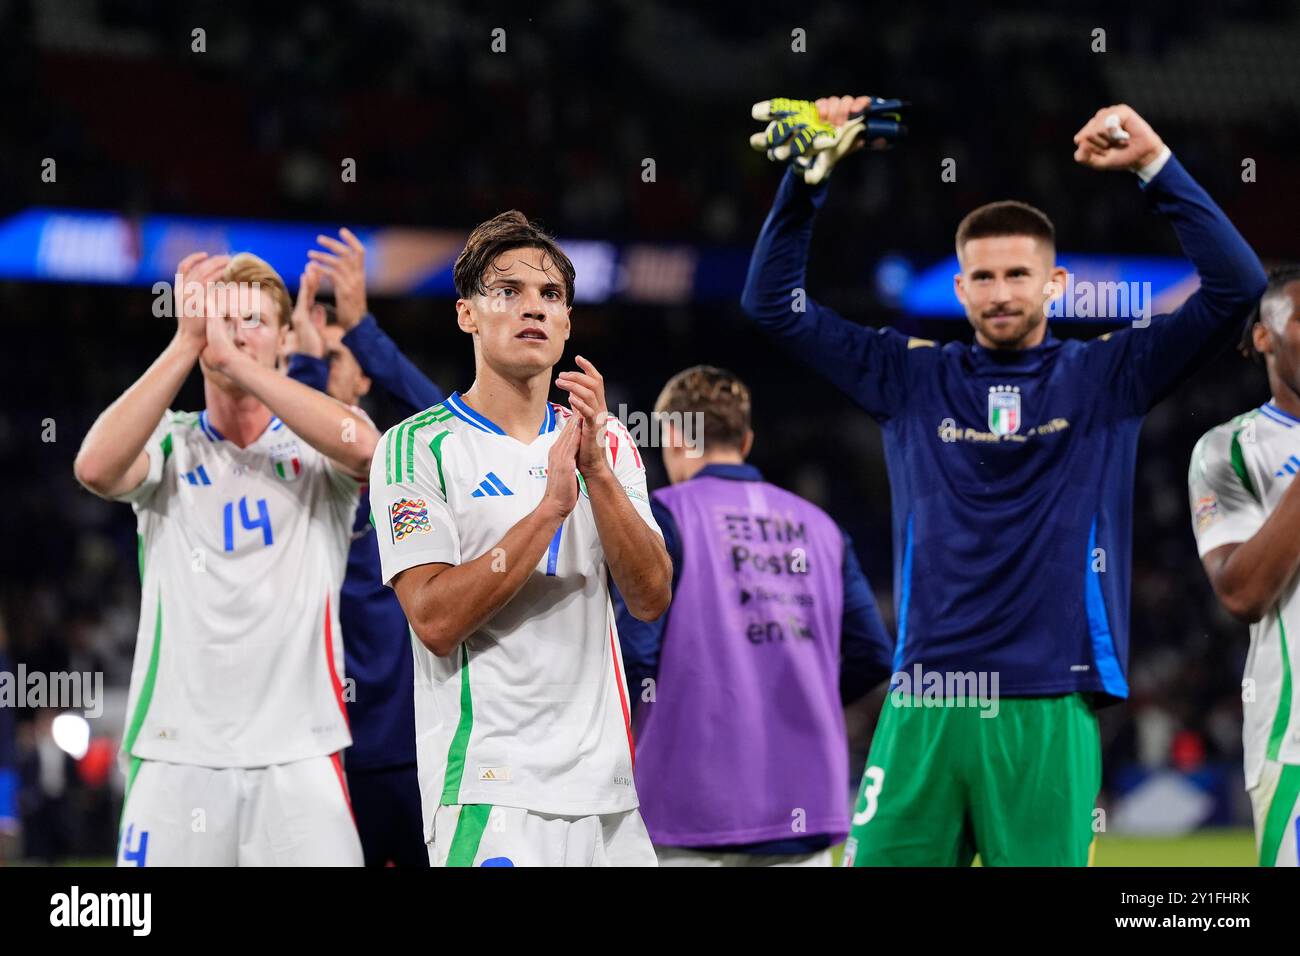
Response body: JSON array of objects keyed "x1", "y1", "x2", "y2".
[{"x1": 978, "y1": 308, "x2": 1045, "y2": 349}]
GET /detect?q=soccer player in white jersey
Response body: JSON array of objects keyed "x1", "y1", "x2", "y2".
[
  {"x1": 75, "y1": 251, "x2": 378, "y2": 866},
  {"x1": 1190, "y1": 266, "x2": 1300, "y2": 867},
  {"x1": 370, "y1": 211, "x2": 672, "y2": 867}
]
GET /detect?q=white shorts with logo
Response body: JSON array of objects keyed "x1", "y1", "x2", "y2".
[
  {"x1": 1248, "y1": 758, "x2": 1300, "y2": 867},
  {"x1": 117, "y1": 755, "x2": 363, "y2": 866},
  {"x1": 429, "y1": 804, "x2": 658, "y2": 867},
  {"x1": 654, "y1": 846, "x2": 834, "y2": 867}
]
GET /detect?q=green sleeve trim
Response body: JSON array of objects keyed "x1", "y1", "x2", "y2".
[
  {"x1": 429, "y1": 429, "x2": 451, "y2": 498},
  {"x1": 388, "y1": 403, "x2": 452, "y2": 484},
  {"x1": 160, "y1": 432, "x2": 173, "y2": 461}
]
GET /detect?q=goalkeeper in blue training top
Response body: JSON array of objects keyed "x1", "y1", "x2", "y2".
[{"x1": 743, "y1": 96, "x2": 1266, "y2": 866}]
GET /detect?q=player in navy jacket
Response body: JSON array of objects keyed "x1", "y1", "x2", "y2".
[
  {"x1": 286, "y1": 229, "x2": 444, "y2": 867},
  {"x1": 741, "y1": 98, "x2": 1267, "y2": 865}
]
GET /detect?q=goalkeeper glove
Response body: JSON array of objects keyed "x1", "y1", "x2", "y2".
[{"x1": 750, "y1": 97, "x2": 908, "y2": 185}]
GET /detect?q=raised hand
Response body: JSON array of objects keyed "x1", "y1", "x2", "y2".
[
  {"x1": 541, "y1": 412, "x2": 581, "y2": 519},
  {"x1": 198, "y1": 270, "x2": 241, "y2": 373},
  {"x1": 307, "y1": 227, "x2": 368, "y2": 331},
  {"x1": 555, "y1": 355, "x2": 611, "y2": 476},
  {"x1": 1073, "y1": 104, "x2": 1166, "y2": 172},
  {"x1": 174, "y1": 252, "x2": 231, "y2": 350},
  {"x1": 287, "y1": 263, "x2": 327, "y2": 358},
  {"x1": 750, "y1": 94, "x2": 906, "y2": 184}
]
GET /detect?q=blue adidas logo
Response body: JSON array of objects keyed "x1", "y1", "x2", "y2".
[
  {"x1": 183, "y1": 465, "x2": 212, "y2": 486},
  {"x1": 471, "y1": 472, "x2": 514, "y2": 498},
  {"x1": 1275, "y1": 454, "x2": 1300, "y2": 478}
]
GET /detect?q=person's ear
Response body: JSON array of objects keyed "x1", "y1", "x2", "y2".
[
  {"x1": 953, "y1": 271, "x2": 968, "y2": 307},
  {"x1": 357, "y1": 372, "x2": 372, "y2": 398},
  {"x1": 1044, "y1": 265, "x2": 1068, "y2": 307},
  {"x1": 1253, "y1": 321, "x2": 1273, "y2": 356},
  {"x1": 741, "y1": 429, "x2": 754, "y2": 459},
  {"x1": 456, "y1": 298, "x2": 477, "y2": 335}
]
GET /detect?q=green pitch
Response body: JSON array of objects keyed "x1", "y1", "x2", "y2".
[
  {"x1": 829, "y1": 828, "x2": 1258, "y2": 867},
  {"x1": 1091, "y1": 828, "x2": 1257, "y2": 867}
]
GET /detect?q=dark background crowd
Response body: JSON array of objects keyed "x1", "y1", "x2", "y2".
[{"x1": 1, "y1": 0, "x2": 1298, "y2": 860}]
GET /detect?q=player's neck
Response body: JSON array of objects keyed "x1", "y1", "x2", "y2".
[
  {"x1": 204, "y1": 379, "x2": 272, "y2": 449},
  {"x1": 1268, "y1": 369, "x2": 1300, "y2": 422},
  {"x1": 676, "y1": 451, "x2": 746, "y2": 483},
  {"x1": 461, "y1": 367, "x2": 551, "y2": 442}
]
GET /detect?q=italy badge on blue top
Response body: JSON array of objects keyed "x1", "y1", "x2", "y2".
[{"x1": 988, "y1": 385, "x2": 1021, "y2": 436}]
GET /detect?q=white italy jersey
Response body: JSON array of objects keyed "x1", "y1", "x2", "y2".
[
  {"x1": 371, "y1": 392, "x2": 661, "y2": 818},
  {"x1": 115, "y1": 408, "x2": 359, "y2": 768},
  {"x1": 1189, "y1": 402, "x2": 1300, "y2": 787}
]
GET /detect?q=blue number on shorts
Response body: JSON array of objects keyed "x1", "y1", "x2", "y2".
[
  {"x1": 223, "y1": 497, "x2": 273, "y2": 551},
  {"x1": 121, "y1": 824, "x2": 149, "y2": 867}
]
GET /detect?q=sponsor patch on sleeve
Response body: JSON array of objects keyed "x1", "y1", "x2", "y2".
[
  {"x1": 1194, "y1": 493, "x2": 1219, "y2": 531},
  {"x1": 390, "y1": 498, "x2": 431, "y2": 542}
]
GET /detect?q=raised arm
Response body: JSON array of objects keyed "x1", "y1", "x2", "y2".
[
  {"x1": 344, "y1": 316, "x2": 446, "y2": 414},
  {"x1": 1073, "y1": 105, "x2": 1268, "y2": 410},
  {"x1": 309, "y1": 228, "x2": 446, "y2": 414},
  {"x1": 74, "y1": 253, "x2": 228, "y2": 499},
  {"x1": 740, "y1": 97, "x2": 913, "y2": 420},
  {"x1": 201, "y1": 302, "x2": 378, "y2": 479}
]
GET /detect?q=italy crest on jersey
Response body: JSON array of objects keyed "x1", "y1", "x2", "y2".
[
  {"x1": 271, "y1": 442, "x2": 303, "y2": 481},
  {"x1": 988, "y1": 385, "x2": 1021, "y2": 436}
]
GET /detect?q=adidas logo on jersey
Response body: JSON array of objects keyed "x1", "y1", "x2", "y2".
[
  {"x1": 470, "y1": 472, "x2": 514, "y2": 497},
  {"x1": 182, "y1": 465, "x2": 212, "y2": 486},
  {"x1": 1274, "y1": 454, "x2": 1300, "y2": 478}
]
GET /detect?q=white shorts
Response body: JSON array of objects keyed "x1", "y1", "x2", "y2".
[
  {"x1": 429, "y1": 804, "x2": 658, "y2": 867},
  {"x1": 655, "y1": 846, "x2": 834, "y2": 867},
  {"x1": 1248, "y1": 759, "x2": 1300, "y2": 867},
  {"x1": 117, "y1": 754, "x2": 363, "y2": 867}
]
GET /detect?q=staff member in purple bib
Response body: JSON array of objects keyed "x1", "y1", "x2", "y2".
[{"x1": 614, "y1": 365, "x2": 893, "y2": 866}]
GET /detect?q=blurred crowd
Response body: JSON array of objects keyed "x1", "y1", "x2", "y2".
[{"x1": 2, "y1": 0, "x2": 1297, "y2": 858}]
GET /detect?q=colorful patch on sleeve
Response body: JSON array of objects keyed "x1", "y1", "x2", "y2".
[
  {"x1": 1194, "y1": 493, "x2": 1219, "y2": 531},
  {"x1": 391, "y1": 498, "x2": 432, "y2": 541}
]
